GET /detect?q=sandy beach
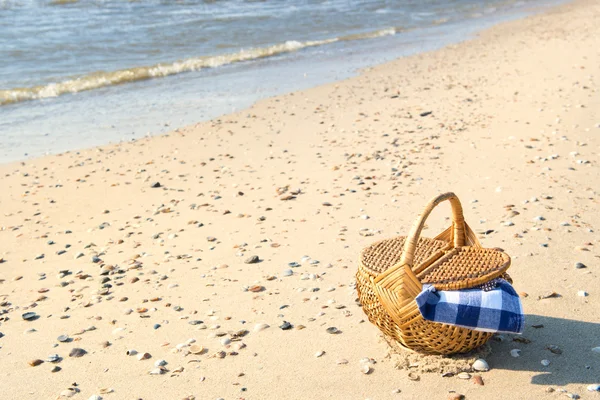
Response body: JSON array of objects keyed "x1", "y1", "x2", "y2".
[{"x1": 1, "y1": 0, "x2": 599, "y2": 399}]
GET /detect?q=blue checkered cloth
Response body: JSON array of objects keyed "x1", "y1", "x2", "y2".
[{"x1": 415, "y1": 279, "x2": 524, "y2": 334}]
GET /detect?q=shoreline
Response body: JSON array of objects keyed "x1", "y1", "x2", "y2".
[
  {"x1": 1, "y1": 0, "x2": 599, "y2": 399},
  {"x1": 0, "y1": 0, "x2": 565, "y2": 165}
]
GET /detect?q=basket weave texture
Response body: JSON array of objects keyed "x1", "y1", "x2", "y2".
[{"x1": 356, "y1": 192, "x2": 511, "y2": 355}]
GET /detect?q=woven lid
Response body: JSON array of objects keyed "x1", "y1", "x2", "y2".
[
  {"x1": 360, "y1": 236, "x2": 449, "y2": 275},
  {"x1": 417, "y1": 246, "x2": 510, "y2": 290}
]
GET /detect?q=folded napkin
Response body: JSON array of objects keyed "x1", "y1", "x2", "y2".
[{"x1": 415, "y1": 279, "x2": 524, "y2": 334}]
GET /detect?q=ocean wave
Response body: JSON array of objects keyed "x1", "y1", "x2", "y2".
[{"x1": 0, "y1": 27, "x2": 398, "y2": 106}]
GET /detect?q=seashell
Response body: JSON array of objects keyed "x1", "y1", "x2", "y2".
[
  {"x1": 545, "y1": 345, "x2": 562, "y2": 354},
  {"x1": 126, "y1": 349, "x2": 138, "y2": 356},
  {"x1": 220, "y1": 338, "x2": 231, "y2": 346},
  {"x1": 587, "y1": 384, "x2": 600, "y2": 392},
  {"x1": 69, "y1": 348, "x2": 86, "y2": 358},
  {"x1": 233, "y1": 342, "x2": 246, "y2": 351},
  {"x1": 591, "y1": 347, "x2": 600, "y2": 354},
  {"x1": 472, "y1": 375, "x2": 484, "y2": 386},
  {"x1": 51, "y1": 366, "x2": 61, "y2": 373},
  {"x1": 538, "y1": 291, "x2": 560, "y2": 300},
  {"x1": 361, "y1": 364, "x2": 372, "y2": 374},
  {"x1": 60, "y1": 388, "x2": 79, "y2": 398},
  {"x1": 28, "y1": 359, "x2": 44, "y2": 367},
  {"x1": 231, "y1": 330, "x2": 249, "y2": 339},
  {"x1": 189, "y1": 345, "x2": 204, "y2": 354},
  {"x1": 315, "y1": 351, "x2": 325, "y2": 358},
  {"x1": 88, "y1": 396, "x2": 103, "y2": 400},
  {"x1": 149, "y1": 366, "x2": 167, "y2": 375},
  {"x1": 336, "y1": 359, "x2": 349, "y2": 365},
  {"x1": 154, "y1": 359, "x2": 167, "y2": 367},
  {"x1": 457, "y1": 372, "x2": 471, "y2": 379},
  {"x1": 577, "y1": 291, "x2": 588, "y2": 297},
  {"x1": 98, "y1": 388, "x2": 114, "y2": 394},
  {"x1": 212, "y1": 351, "x2": 226, "y2": 359},
  {"x1": 541, "y1": 359, "x2": 551, "y2": 367},
  {"x1": 172, "y1": 366, "x2": 184, "y2": 373},
  {"x1": 136, "y1": 307, "x2": 148, "y2": 313},
  {"x1": 22, "y1": 312, "x2": 38, "y2": 321},
  {"x1": 472, "y1": 359, "x2": 490, "y2": 372},
  {"x1": 510, "y1": 349, "x2": 521, "y2": 357},
  {"x1": 100, "y1": 341, "x2": 111, "y2": 348},
  {"x1": 137, "y1": 352, "x2": 151, "y2": 360},
  {"x1": 407, "y1": 372, "x2": 419, "y2": 381},
  {"x1": 447, "y1": 394, "x2": 464, "y2": 400},
  {"x1": 326, "y1": 327, "x2": 340, "y2": 334},
  {"x1": 47, "y1": 354, "x2": 61, "y2": 363},
  {"x1": 57, "y1": 335, "x2": 70, "y2": 343},
  {"x1": 253, "y1": 323, "x2": 269, "y2": 332},
  {"x1": 279, "y1": 321, "x2": 292, "y2": 330},
  {"x1": 248, "y1": 285, "x2": 264, "y2": 293}
]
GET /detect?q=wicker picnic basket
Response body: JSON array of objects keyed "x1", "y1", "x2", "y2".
[{"x1": 356, "y1": 192, "x2": 512, "y2": 355}]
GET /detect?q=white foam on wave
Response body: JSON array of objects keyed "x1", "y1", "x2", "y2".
[{"x1": 0, "y1": 30, "x2": 398, "y2": 106}]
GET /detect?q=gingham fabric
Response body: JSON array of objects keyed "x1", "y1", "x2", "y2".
[{"x1": 415, "y1": 279, "x2": 524, "y2": 334}]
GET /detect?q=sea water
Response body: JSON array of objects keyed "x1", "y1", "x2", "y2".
[{"x1": 0, "y1": 0, "x2": 562, "y2": 162}]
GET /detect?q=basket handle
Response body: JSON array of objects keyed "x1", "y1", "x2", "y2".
[{"x1": 400, "y1": 192, "x2": 466, "y2": 277}]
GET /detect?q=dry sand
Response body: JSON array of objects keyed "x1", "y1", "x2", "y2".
[{"x1": 1, "y1": 0, "x2": 599, "y2": 399}]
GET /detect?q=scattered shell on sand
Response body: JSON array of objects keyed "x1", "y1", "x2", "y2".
[
  {"x1": 126, "y1": 349, "x2": 138, "y2": 356},
  {"x1": 137, "y1": 352, "x2": 151, "y2": 360},
  {"x1": 407, "y1": 372, "x2": 420, "y2": 381},
  {"x1": 546, "y1": 345, "x2": 562, "y2": 354},
  {"x1": 336, "y1": 359, "x2": 349, "y2": 365},
  {"x1": 149, "y1": 367, "x2": 167, "y2": 375},
  {"x1": 47, "y1": 354, "x2": 60, "y2": 363},
  {"x1": 22, "y1": 312, "x2": 38, "y2": 321},
  {"x1": 254, "y1": 323, "x2": 269, "y2": 332},
  {"x1": 457, "y1": 372, "x2": 471, "y2": 379},
  {"x1": 69, "y1": 348, "x2": 86, "y2": 358},
  {"x1": 472, "y1": 375, "x2": 484, "y2": 386},
  {"x1": 472, "y1": 359, "x2": 489, "y2": 372},
  {"x1": 587, "y1": 384, "x2": 600, "y2": 392},
  {"x1": 189, "y1": 345, "x2": 204, "y2": 354},
  {"x1": 244, "y1": 255, "x2": 259, "y2": 264},
  {"x1": 212, "y1": 351, "x2": 226, "y2": 359},
  {"x1": 361, "y1": 364, "x2": 372, "y2": 374},
  {"x1": 326, "y1": 327, "x2": 340, "y2": 334},
  {"x1": 28, "y1": 359, "x2": 44, "y2": 367},
  {"x1": 154, "y1": 359, "x2": 167, "y2": 367},
  {"x1": 315, "y1": 351, "x2": 325, "y2": 358},
  {"x1": 57, "y1": 335, "x2": 70, "y2": 343},
  {"x1": 59, "y1": 388, "x2": 79, "y2": 398}
]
